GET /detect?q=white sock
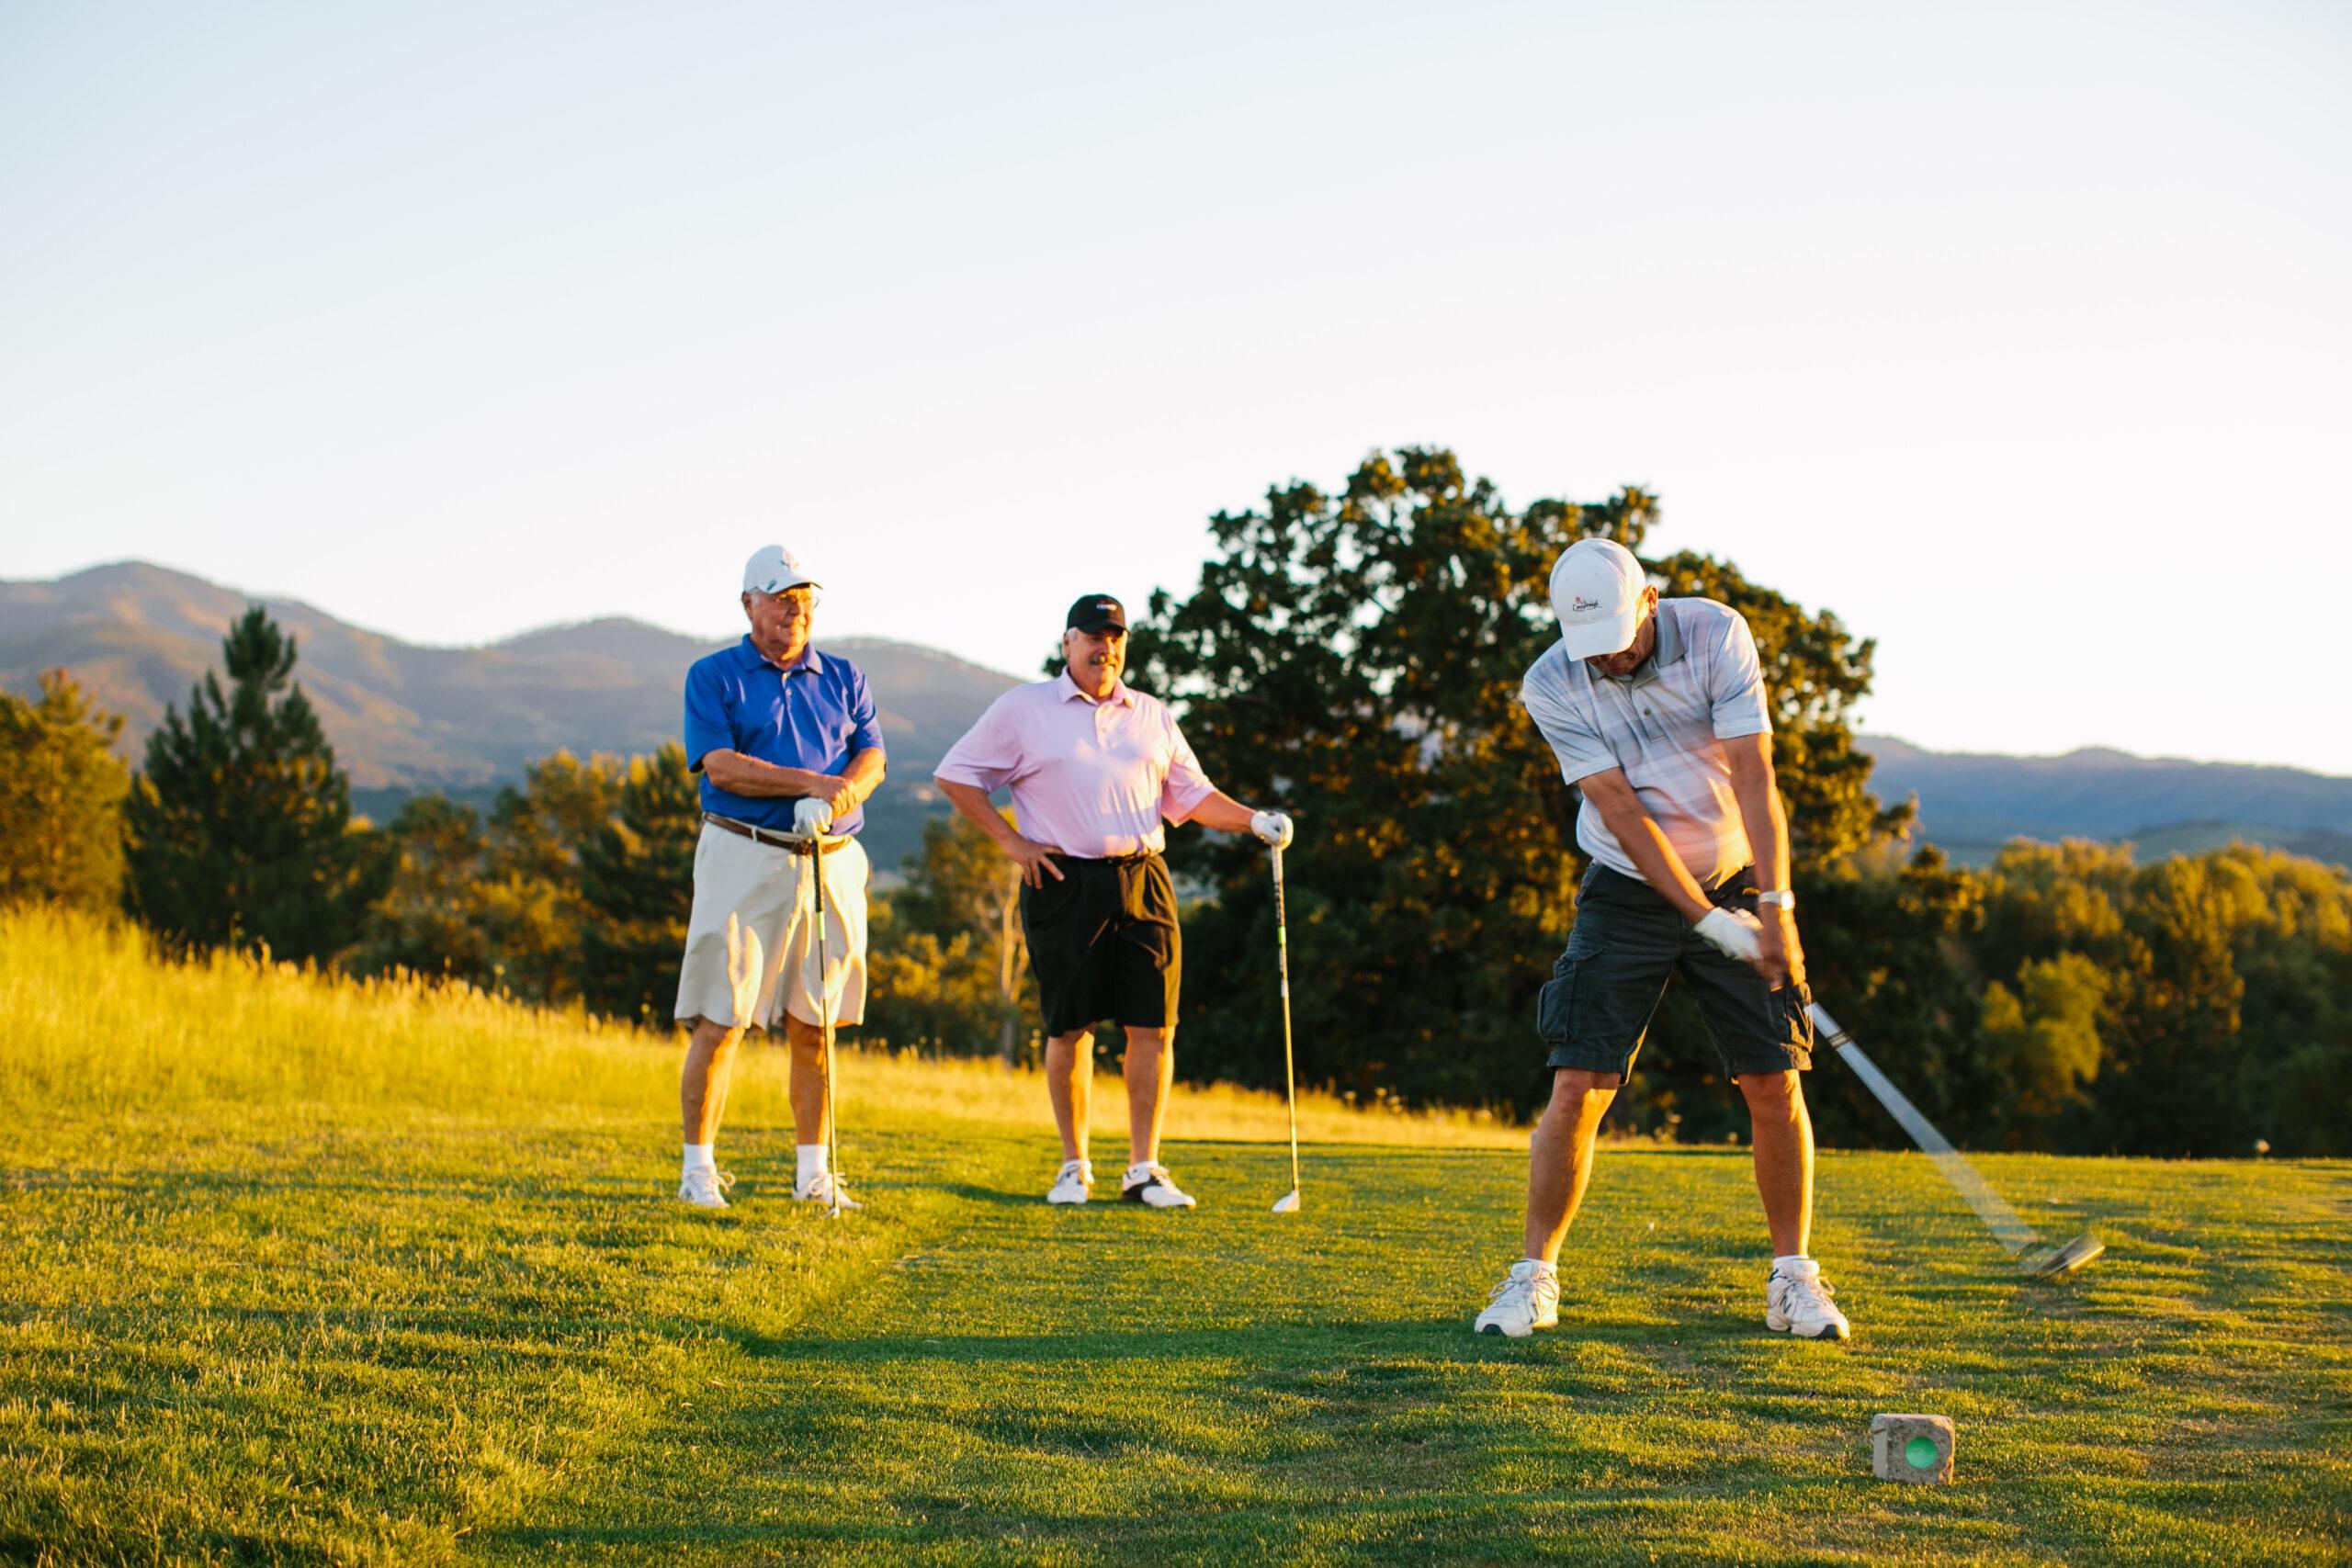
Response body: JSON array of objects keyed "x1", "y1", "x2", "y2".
[
  {"x1": 797, "y1": 1144, "x2": 828, "y2": 1188},
  {"x1": 1773, "y1": 1253, "x2": 1813, "y2": 1273},
  {"x1": 683, "y1": 1143, "x2": 715, "y2": 1176},
  {"x1": 1521, "y1": 1258, "x2": 1557, "y2": 1277}
]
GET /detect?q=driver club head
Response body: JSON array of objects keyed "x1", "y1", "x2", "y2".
[
  {"x1": 1271, "y1": 1190, "x2": 1301, "y2": 1214},
  {"x1": 2022, "y1": 1231, "x2": 2103, "y2": 1279}
]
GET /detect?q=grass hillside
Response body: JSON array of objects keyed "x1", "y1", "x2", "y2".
[{"x1": 3, "y1": 910, "x2": 2346, "y2": 1565}]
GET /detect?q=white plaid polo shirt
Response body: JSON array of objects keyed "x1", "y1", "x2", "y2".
[{"x1": 1520, "y1": 597, "x2": 1772, "y2": 890}]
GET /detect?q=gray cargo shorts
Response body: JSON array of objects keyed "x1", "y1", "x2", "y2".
[{"x1": 1535, "y1": 863, "x2": 1814, "y2": 1081}]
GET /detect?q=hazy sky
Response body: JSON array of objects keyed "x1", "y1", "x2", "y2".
[{"x1": 5, "y1": 2, "x2": 2347, "y2": 771}]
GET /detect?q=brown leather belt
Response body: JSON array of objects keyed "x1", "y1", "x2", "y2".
[{"x1": 703, "y1": 812, "x2": 847, "y2": 856}]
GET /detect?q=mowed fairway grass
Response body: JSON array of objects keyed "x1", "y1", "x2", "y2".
[{"x1": 3, "y1": 910, "x2": 2347, "y2": 1566}]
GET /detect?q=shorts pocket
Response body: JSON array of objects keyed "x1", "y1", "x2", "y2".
[
  {"x1": 1536, "y1": 959, "x2": 1579, "y2": 1048},
  {"x1": 1022, "y1": 865, "x2": 1071, "y2": 910},
  {"x1": 1773, "y1": 979, "x2": 1817, "y2": 1052}
]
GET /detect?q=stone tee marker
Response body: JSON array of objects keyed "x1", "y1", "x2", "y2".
[{"x1": 1871, "y1": 1414, "x2": 1955, "y2": 1484}]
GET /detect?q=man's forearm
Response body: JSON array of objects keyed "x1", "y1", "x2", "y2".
[
  {"x1": 1742, "y1": 791, "x2": 1792, "y2": 891},
  {"x1": 1726, "y1": 737, "x2": 1792, "y2": 890},
  {"x1": 1183, "y1": 790, "x2": 1258, "y2": 834},
  {"x1": 1597, "y1": 803, "x2": 1714, "y2": 922},
  {"x1": 937, "y1": 779, "x2": 1027, "y2": 852},
  {"x1": 837, "y1": 748, "x2": 886, "y2": 810},
  {"x1": 706, "y1": 748, "x2": 883, "y2": 805},
  {"x1": 702, "y1": 752, "x2": 804, "y2": 797}
]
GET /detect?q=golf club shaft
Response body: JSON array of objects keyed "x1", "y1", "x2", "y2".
[
  {"x1": 1809, "y1": 1003, "x2": 2042, "y2": 1257},
  {"x1": 812, "y1": 844, "x2": 840, "y2": 1218},
  {"x1": 1273, "y1": 846, "x2": 1299, "y2": 1194}
]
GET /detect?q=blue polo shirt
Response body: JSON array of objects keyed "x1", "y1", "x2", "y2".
[{"x1": 682, "y1": 637, "x2": 885, "y2": 834}]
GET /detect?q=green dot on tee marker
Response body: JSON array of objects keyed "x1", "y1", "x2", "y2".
[{"x1": 1905, "y1": 1437, "x2": 1939, "y2": 1470}]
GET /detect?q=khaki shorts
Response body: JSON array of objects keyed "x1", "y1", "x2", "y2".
[{"x1": 673, "y1": 821, "x2": 870, "y2": 1031}]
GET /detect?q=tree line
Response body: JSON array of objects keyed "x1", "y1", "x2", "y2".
[{"x1": 5, "y1": 447, "x2": 2346, "y2": 1157}]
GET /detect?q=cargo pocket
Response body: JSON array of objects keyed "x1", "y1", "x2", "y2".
[
  {"x1": 1773, "y1": 979, "x2": 1817, "y2": 1060},
  {"x1": 1536, "y1": 959, "x2": 1579, "y2": 1048}
]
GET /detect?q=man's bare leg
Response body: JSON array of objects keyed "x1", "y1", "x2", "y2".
[
  {"x1": 1739, "y1": 1069, "x2": 1813, "y2": 1258},
  {"x1": 783, "y1": 1014, "x2": 831, "y2": 1146},
  {"x1": 682, "y1": 1017, "x2": 745, "y2": 1145},
  {"x1": 1045, "y1": 1030, "x2": 1094, "y2": 1163},
  {"x1": 1123, "y1": 1026, "x2": 1173, "y2": 1166},
  {"x1": 1523, "y1": 1068, "x2": 1622, "y2": 1263}
]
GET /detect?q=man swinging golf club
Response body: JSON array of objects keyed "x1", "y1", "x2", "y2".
[
  {"x1": 934, "y1": 593, "x2": 1293, "y2": 1209},
  {"x1": 672, "y1": 545, "x2": 885, "y2": 1212},
  {"x1": 1476, "y1": 537, "x2": 1851, "y2": 1341}
]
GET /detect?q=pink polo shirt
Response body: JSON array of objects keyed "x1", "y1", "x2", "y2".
[{"x1": 933, "y1": 676, "x2": 1219, "y2": 859}]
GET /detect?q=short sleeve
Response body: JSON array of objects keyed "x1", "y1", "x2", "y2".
[
  {"x1": 844, "y1": 664, "x2": 887, "y2": 758},
  {"x1": 683, "y1": 658, "x2": 733, "y2": 773},
  {"x1": 1158, "y1": 714, "x2": 1217, "y2": 823},
  {"x1": 1708, "y1": 613, "x2": 1771, "y2": 739},
  {"x1": 1521, "y1": 656, "x2": 1620, "y2": 786},
  {"x1": 933, "y1": 691, "x2": 1026, "y2": 792}
]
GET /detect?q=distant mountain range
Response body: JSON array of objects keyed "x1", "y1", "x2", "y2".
[
  {"x1": 1861, "y1": 738, "x2": 2352, "y2": 869},
  {"x1": 0, "y1": 562, "x2": 1023, "y2": 871},
  {"x1": 6, "y1": 561, "x2": 2349, "y2": 873}
]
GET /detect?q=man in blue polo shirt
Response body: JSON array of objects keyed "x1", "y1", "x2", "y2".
[{"x1": 673, "y1": 544, "x2": 886, "y2": 1212}]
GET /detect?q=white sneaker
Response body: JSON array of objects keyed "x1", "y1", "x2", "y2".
[
  {"x1": 1765, "y1": 1258, "x2": 1851, "y2": 1340},
  {"x1": 1119, "y1": 1162, "x2": 1196, "y2": 1209},
  {"x1": 795, "y1": 1170, "x2": 864, "y2": 1212},
  {"x1": 677, "y1": 1167, "x2": 735, "y2": 1210},
  {"x1": 1475, "y1": 1260, "x2": 1560, "y2": 1337},
  {"x1": 1046, "y1": 1158, "x2": 1094, "y2": 1205}
]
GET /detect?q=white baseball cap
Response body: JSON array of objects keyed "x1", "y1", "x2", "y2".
[
  {"x1": 742, "y1": 544, "x2": 821, "y2": 596},
  {"x1": 1549, "y1": 537, "x2": 1651, "y2": 658}
]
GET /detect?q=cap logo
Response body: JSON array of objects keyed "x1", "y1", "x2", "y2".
[{"x1": 1571, "y1": 595, "x2": 1602, "y2": 612}]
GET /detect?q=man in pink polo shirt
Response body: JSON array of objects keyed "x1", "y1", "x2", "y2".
[{"x1": 934, "y1": 593, "x2": 1294, "y2": 1209}]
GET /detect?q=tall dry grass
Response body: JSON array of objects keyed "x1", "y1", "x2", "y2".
[{"x1": 0, "y1": 906, "x2": 1521, "y2": 1148}]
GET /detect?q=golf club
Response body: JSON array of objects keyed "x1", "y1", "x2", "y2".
[
  {"x1": 1809, "y1": 1002, "x2": 2101, "y2": 1279},
  {"x1": 810, "y1": 836, "x2": 843, "y2": 1221},
  {"x1": 1270, "y1": 844, "x2": 1302, "y2": 1214}
]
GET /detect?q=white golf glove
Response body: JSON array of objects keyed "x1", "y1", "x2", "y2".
[
  {"x1": 1250, "y1": 809, "x2": 1294, "y2": 850},
  {"x1": 792, "y1": 796, "x2": 833, "y2": 838},
  {"x1": 1693, "y1": 907, "x2": 1763, "y2": 963}
]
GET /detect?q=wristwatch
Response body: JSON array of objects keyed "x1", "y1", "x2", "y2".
[{"x1": 1757, "y1": 889, "x2": 1796, "y2": 909}]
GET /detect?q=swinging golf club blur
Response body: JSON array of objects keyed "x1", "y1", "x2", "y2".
[
  {"x1": 1809, "y1": 1002, "x2": 2103, "y2": 1280},
  {"x1": 1270, "y1": 844, "x2": 1302, "y2": 1214}
]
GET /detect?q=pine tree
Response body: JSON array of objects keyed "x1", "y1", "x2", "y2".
[
  {"x1": 345, "y1": 794, "x2": 495, "y2": 986},
  {"x1": 577, "y1": 742, "x2": 701, "y2": 1025},
  {"x1": 0, "y1": 669, "x2": 130, "y2": 911},
  {"x1": 122, "y1": 606, "x2": 388, "y2": 961}
]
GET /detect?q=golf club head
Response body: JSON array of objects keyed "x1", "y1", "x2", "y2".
[
  {"x1": 1271, "y1": 1190, "x2": 1301, "y2": 1213},
  {"x1": 2021, "y1": 1232, "x2": 2103, "y2": 1280}
]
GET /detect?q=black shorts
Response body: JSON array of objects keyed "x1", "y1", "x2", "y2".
[
  {"x1": 1535, "y1": 863, "x2": 1814, "y2": 1081},
  {"x1": 1019, "y1": 852, "x2": 1182, "y2": 1037}
]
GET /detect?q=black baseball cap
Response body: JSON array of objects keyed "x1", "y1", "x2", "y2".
[{"x1": 1065, "y1": 593, "x2": 1129, "y2": 636}]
